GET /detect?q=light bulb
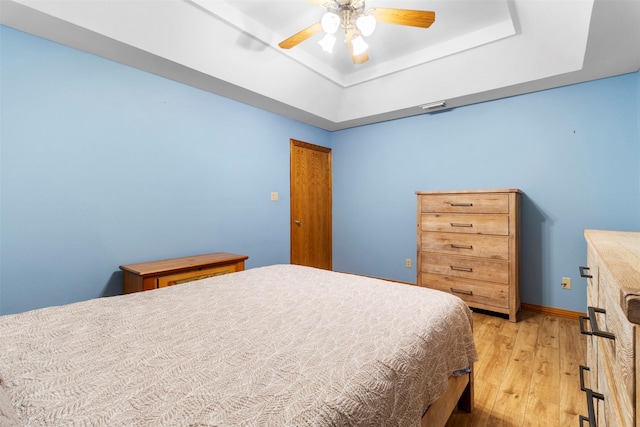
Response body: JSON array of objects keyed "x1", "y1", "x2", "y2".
[
  {"x1": 351, "y1": 35, "x2": 368, "y2": 56},
  {"x1": 321, "y1": 12, "x2": 340, "y2": 34},
  {"x1": 318, "y1": 33, "x2": 336, "y2": 53},
  {"x1": 356, "y1": 14, "x2": 376, "y2": 37}
]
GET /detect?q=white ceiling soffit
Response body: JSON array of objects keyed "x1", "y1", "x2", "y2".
[{"x1": 1, "y1": 0, "x2": 639, "y2": 131}]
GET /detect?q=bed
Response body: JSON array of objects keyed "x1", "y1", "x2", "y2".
[{"x1": 0, "y1": 264, "x2": 477, "y2": 426}]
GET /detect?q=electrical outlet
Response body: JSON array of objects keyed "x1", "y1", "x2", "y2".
[
  {"x1": 561, "y1": 277, "x2": 571, "y2": 289},
  {"x1": 405, "y1": 259, "x2": 412, "y2": 268}
]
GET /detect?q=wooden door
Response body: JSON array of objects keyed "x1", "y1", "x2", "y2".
[{"x1": 290, "y1": 139, "x2": 332, "y2": 269}]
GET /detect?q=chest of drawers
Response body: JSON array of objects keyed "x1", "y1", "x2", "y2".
[
  {"x1": 580, "y1": 230, "x2": 640, "y2": 426},
  {"x1": 416, "y1": 189, "x2": 521, "y2": 322},
  {"x1": 120, "y1": 252, "x2": 249, "y2": 294}
]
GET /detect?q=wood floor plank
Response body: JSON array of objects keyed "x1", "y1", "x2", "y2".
[
  {"x1": 445, "y1": 379, "x2": 499, "y2": 427},
  {"x1": 511, "y1": 311, "x2": 541, "y2": 353},
  {"x1": 557, "y1": 317, "x2": 588, "y2": 421},
  {"x1": 529, "y1": 344, "x2": 560, "y2": 404},
  {"x1": 475, "y1": 317, "x2": 518, "y2": 388},
  {"x1": 523, "y1": 396, "x2": 559, "y2": 427},
  {"x1": 445, "y1": 310, "x2": 588, "y2": 427},
  {"x1": 537, "y1": 314, "x2": 560, "y2": 349},
  {"x1": 472, "y1": 313, "x2": 502, "y2": 359},
  {"x1": 487, "y1": 347, "x2": 535, "y2": 426}
]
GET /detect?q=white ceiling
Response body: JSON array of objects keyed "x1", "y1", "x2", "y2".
[
  {"x1": 205, "y1": 0, "x2": 516, "y2": 86},
  {"x1": 1, "y1": 0, "x2": 639, "y2": 131}
]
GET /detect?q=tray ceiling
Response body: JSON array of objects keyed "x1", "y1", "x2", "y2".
[{"x1": 1, "y1": 0, "x2": 639, "y2": 130}]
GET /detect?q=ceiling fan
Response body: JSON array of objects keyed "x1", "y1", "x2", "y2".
[{"x1": 278, "y1": 0, "x2": 435, "y2": 65}]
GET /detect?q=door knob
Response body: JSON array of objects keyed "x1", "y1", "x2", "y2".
[{"x1": 294, "y1": 220, "x2": 301, "y2": 226}]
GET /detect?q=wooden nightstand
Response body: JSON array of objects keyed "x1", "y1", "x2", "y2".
[{"x1": 120, "y1": 252, "x2": 249, "y2": 294}]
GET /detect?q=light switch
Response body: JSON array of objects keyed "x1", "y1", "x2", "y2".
[{"x1": 271, "y1": 192, "x2": 278, "y2": 201}]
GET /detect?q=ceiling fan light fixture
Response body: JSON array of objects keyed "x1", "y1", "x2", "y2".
[
  {"x1": 321, "y1": 12, "x2": 340, "y2": 34},
  {"x1": 356, "y1": 14, "x2": 376, "y2": 37},
  {"x1": 351, "y1": 35, "x2": 368, "y2": 56},
  {"x1": 318, "y1": 33, "x2": 336, "y2": 53},
  {"x1": 277, "y1": 2, "x2": 436, "y2": 65}
]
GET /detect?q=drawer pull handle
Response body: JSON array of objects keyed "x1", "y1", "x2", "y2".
[
  {"x1": 450, "y1": 223, "x2": 473, "y2": 228},
  {"x1": 579, "y1": 315, "x2": 590, "y2": 336},
  {"x1": 450, "y1": 202, "x2": 473, "y2": 207},
  {"x1": 450, "y1": 265, "x2": 473, "y2": 272},
  {"x1": 579, "y1": 266, "x2": 593, "y2": 279},
  {"x1": 450, "y1": 288, "x2": 473, "y2": 296},
  {"x1": 578, "y1": 365, "x2": 590, "y2": 392},
  {"x1": 579, "y1": 415, "x2": 593, "y2": 427},
  {"x1": 580, "y1": 307, "x2": 616, "y2": 340},
  {"x1": 450, "y1": 244, "x2": 473, "y2": 249},
  {"x1": 579, "y1": 386, "x2": 604, "y2": 427}
]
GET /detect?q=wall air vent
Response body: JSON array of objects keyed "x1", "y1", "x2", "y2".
[{"x1": 419, "y1": 101, "x2": 446, "y2": 111}]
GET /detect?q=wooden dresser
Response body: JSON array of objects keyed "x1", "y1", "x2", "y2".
[
  {"x1": 120, "y1": 252, "x2": 248, "y2": 294},
  {"x1": 580, "y1": 230, "x2": 640, "y2": 427},
  {"x1": 416, "y1": 189, "x2": 521, "y2": 322}
]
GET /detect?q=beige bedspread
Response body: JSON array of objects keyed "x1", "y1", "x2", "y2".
[{"x1": 0, "y1": 264, "x2": 477, "y2": 426}]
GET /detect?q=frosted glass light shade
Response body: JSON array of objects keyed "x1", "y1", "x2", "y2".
[
  {"x1": 318, "y1": 33, "x2": 336, "y2": 53},
  {"x1": 321, "y1": 12, "x2": 340, "y2": 34},
  {"x1": 356, "y1": 14, "x2": 376, "y2": 37}
]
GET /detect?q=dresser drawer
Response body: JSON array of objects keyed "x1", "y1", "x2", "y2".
[
  {"x1": 421, "y1": 273, "x2": 509, "y2": 309},
  {"x1": 596, "y1": 352, "x2": 611, "y2": 427},
  {"x1": 420, "y1": 193, "x2": 509, "y2": 214},
  {"x1": 598, "y1": 336, "x2": 634, "y2": 427},
  {"x1": 585, "y1": 247, "x2": 599, "y2": 308},
  {"x1": 157, "y1": 263, "x2": 241, "y2": 287},
  {"x1": 599, "y1": 286, "x2": 636, "y2": 426},
  {"x1": 420, "y1": 232, "x2": 509, "y2": 260},
  {"x1": 420, "y1": 213, "x2": 509, "y2": 235},
  {"x1": 421, "y1": 253, "x2": 509, "y2": 284}
]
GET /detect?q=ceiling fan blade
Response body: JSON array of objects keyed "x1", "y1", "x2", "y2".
[
  {"x1": 371, "y1": 8, "x2": 436, "y2": 28},
  {"x1": 348, "y1": 47, "x2": 369, "y2": 64},
  {"x1": 346, "y1": 29, "x2": 369, "y2": 64},
  {"x1": 352, "y1": 50, "x2": 369, "y2": 64},
  {"x1": 278, "y1": 22, "x2": 322, "y2": 49}
]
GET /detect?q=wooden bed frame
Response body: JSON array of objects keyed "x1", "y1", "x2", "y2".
[{"x1": 421, "y1": 367, "x2": 474, "y2": 427}]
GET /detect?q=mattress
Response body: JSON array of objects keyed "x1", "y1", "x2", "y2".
[{"x1": 0, "y1": 264, "x2": 477, "y2": 426}]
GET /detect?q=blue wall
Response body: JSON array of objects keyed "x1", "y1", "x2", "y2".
[
  {"x1": 332, "y1": 72, "x2": 640, "y2": 313},
  {"x1": 0, "y1": 26, "x2": 330, "y2": 314},
  {"x1": 1, "y1": 25, "x2": 639, "y2": 315}
]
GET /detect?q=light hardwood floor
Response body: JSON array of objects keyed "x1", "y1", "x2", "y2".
[{"x1": 445, "y1": 309, "x2": 588, "y2": 427}]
